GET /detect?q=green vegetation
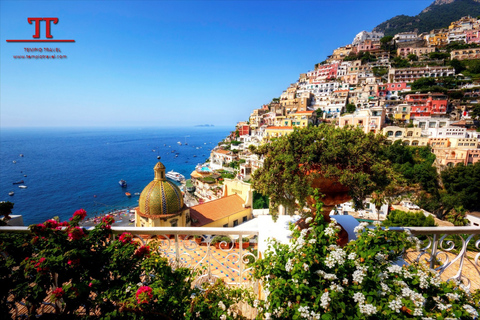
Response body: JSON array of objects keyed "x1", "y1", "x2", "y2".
[
  {"x1": 382, "y1": 141, "x2": 439, "y2": 195},
  {"x1": 392, "y1": 56, "x2": 410, "y2": 68},
  {"x1": 383, "y1": 209, "x2": 436, "y2": 227},
  {"x1": 252, "y1": 125, "x2": 398, "y2": 216},
  {"x1": 441, "y1": 162, "x2": 480, "y2": 212},
  {"x1": 0, "y1": 201, "x2": 14, "y2": 224},
  {"x1": 253, "y1": 198, "x2": 479, "y2": 319},
  {"x1": 345, "y1": 103, "x2": 356, "y2": 114},
  {"x1": 372, "y1": 66, "x2": 388, "y2": 78},
  {"x1": 252, "y1": 191, "x2": 269, "y2": 209},
  {"x1": 0, "y1": 212, "x2": 253, "y2": 319},
  {"x1": 374, "y1": 0, "x2": 480, "y2": 36}
]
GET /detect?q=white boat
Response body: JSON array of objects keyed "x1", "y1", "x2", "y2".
[
  {"x1": 9, "y1": 191, "x2": 14, "y2": 196},
  {"x1": 18, "y1": 185, "x2": 27, "y2": 189},
  {"x1": 166, "y1": 170, "x2": 185, "y2": 182},
  {"x1": 177, "y1": 141, "x2": 182, "y2": 145}
]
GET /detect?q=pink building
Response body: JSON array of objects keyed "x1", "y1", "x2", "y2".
[
  {"x1": 377, "y1": 82, "x2": 410, "y2": 98},
  {"x1": 307, "y1": 63, "x2": 339, "y2": 82},
  {"x1": 406, "y1": 93, "x2": 448, "y2": 118},
  {"x1": 466, "y1": 29, "x2": 480, "y2": 44}
]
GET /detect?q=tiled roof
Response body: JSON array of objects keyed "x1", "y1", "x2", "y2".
[
  {"x1": 190, "y1": 194, "x2": 245, "y2": 227},
  {"x1": 214, "y1": 149, "x2": 232, "y2": 155},
  {"x1": 293, "y1": 111, "x2": 314, "y2": 115},
  {"x1": 265, "y1": 126, "x2": 293, "y2": 130}
]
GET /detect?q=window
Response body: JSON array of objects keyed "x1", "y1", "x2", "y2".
[
  {"x1": 223, "y1": 223, "x2": 229, "y2": 228},
  {"x1": 233, "y1": 220, "x2": 238, "y2": 227},
  {"x1": 243, "y1": 216, "x2": 248, "y2": 222}
]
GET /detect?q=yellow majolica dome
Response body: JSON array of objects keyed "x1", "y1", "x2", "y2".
[{"x1": 137, "y1": 161, "x2": 184, "y2": 217}]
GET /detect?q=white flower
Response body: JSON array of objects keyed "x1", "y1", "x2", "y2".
[
  {"x1": 220, "y1": 315, "x2": 226, "y2": 320},
  {"x1": 303, "y1": 263, "x2": 309, "y2": 271},
  {"x1": 285, "y1": 258, "x2": 293, "y2": 272},
  {"x1": 196, "y1": 311, "x2": 200, "y2": 317},
  {"x1": 218, "y1": 301, "x2": 226, "y2": 311},
  {"x1": 347, "y1": 252, "x2": 356, "y2": 260},
  {"x1": 446, "y1": 292, "x2": 460, "y2": 301},
  {"x1": 375, "y1": 252, "x2": 387, "y2": 263},
  {"x1": 463, "y1": 304, "x2": 479, "y2": 318},
  {"x1": 342, "y1": 278, "x2": 349, "y2": 285},
  {"x1": 413, "y1": 308, "x2": 423, "y2": 316},
  {"x1": 320, "y1": 291, "x2": 330, "y2": 309},
  {"x1": 373, "y1": 220, "x2": 382, "y2": 226},
  {"x1": 325, "y1": 248, "x2": 346, "y2": 268},
  {"x1": 388, "y1": 298, "x2": 402, "y2": 313},
  {"x1": 305, "y1": 217, "x2": 313, "y2": 224},
  {"x1": 353, "y1": 292, "x2": 365, "y2": 304},
  {"x1": 352, "y1": 269, "x2": 365, "y2": 284},
  {"x1": 330, "y1": 283, "x2": 344, "y2": 293},
  {"x1": 380, "y1": 282, "x2": 390, "y2": 295},
  {"x1": 309, "y1": 238, "x2": 316, "y2": 244},
  {"x1": 387, "y1": 264, "x2": 402, "y2": 274},
  {"x1": 359, "y1": 303, "x2": 377, "y2": 315},
  {"x1": 303, "y1": 279, "x2": 309, "y2": 285},
  {"x1": 325, "y1": 227, "x2": 336, "y2": 236}
]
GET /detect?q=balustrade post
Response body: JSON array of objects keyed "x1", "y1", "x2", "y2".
[
  {"x1": 175, "y1": 234, "x2": 180, "y2": 268},
  {"x1": 239, "y1": 234, "x2": 243, "y2": 285},
  {"x1": 430, "y1": 233, "x2": 438, "y2": 269}
]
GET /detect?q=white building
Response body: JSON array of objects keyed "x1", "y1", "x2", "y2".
[{"x1": 352, "y1": 31, "x2": 384, "y2": 45}]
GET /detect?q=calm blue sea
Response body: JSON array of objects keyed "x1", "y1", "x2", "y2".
[{"x1": 0, "y1": 126, "x2": 231, "y2": 225}]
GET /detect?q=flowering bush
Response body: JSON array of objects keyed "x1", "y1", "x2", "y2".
[
  {"x1": 252, "y1": 198, "x2": 480, "y2": 319},
  {"x1": 0, "y1": 210, "x2": 252, "y2": 319}
]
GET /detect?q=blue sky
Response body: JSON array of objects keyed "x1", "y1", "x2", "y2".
[{"x1": 1, "y1": 0, "x2": 433, "y2": 128}]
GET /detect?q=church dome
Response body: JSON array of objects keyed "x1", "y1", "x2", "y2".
[{"x1": 137, "y1": 161, "x2": 184, "y2": 217}]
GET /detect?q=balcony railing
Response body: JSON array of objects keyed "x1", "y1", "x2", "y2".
[
  {"x1": 1, "y1": 223, "x2": 480, "y2": 315},
  {"x1": 0, "y1": 226, "x2": 259, "y2": 289},
  {"x1": 390, "y1": 226, "x2": 480, "y2": 291}
]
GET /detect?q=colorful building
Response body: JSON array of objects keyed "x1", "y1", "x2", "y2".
[{"x1": 405, "y1": 93, "x2": 448, "y2": 118}]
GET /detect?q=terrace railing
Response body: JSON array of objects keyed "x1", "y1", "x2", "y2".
[
  {"x1": 391, "y1": 226, "x2": 480, "y2": 291},
  {"x1": 0, "y1": 226, "x2": 259, "y2": 289}
]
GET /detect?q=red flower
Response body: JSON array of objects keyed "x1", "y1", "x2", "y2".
[
  {"x1": 72, "y1": 209, "x2": 87, "y2": 221},
  {"x1": 136, "y1": 286, "x2": 153, "y2": 304},
  {"x1": 134, "y1": 245, "x2": 150, "y2": 258},
  {"x1": 67, "y1": 227, "x2": 85, "y2": 241},
  {"x1": 44, "y1": 219, "x2": 58, "y2": 229},
  {"x1": 51, "y1": 287, "x2": 64, "y2": 300},
  {"x1": 102, "y1": 215, "x2": 115, "y2": 225},
  {"x1": 119, "y1": 232, "x2": 133, "y2": 245},
  {"x1": 35, "y1": 257, "x2": 49, "y2": 273},
  {"x1": 67, "y1": 258, "x2": 80, "y2": 266}
]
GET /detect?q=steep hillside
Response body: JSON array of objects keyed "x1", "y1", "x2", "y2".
[{"x1": 373, "y1": 0, "x2": 480, "y2": 36}]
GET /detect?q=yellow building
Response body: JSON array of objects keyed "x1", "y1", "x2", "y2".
[
  {"x1": 135, "y1": 161, "x2": 191, "y2": 227},
  {"x1": 264, "y1": 126, "x2": 294, "y2": 141},
  {"x1": 190, "y1": 179, "x2": 252, "y2": 228}
]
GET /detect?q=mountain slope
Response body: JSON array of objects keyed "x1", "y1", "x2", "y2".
[{"x1": 373, "y1": 0, "x2": 480, "y2": 36}]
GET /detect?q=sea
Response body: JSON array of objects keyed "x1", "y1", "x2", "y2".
[{"x1": 0, "y1": 126, "x2": 232, "y2": 225}]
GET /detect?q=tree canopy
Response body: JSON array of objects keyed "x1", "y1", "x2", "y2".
[{"x1": 251, "y1": 125, "x2": 398, "y2": 216}]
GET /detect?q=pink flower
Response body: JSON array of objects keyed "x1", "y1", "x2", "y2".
[
  {"x1": 89, "y1": 282, "x2": 93, "y2": 287},
  {"x1": 72, "y1": 209, "x2": 87, "y2": 221},
  {"x1": 119, "y1": 232, "x2": 133, "y2": 245},
  {"x1": 67, "y1": 227, "x2": 85, "y2": 241},
  {"x1": 136, "y1": 286, "x2": 153, "y2": 304},
  {"x1": 134, "y1": 245, "x2": 150, "y2": 258}
]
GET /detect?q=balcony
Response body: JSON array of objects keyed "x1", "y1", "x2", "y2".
[{"x1": 1, "y1": 221, "x2": 479, "y2": 318}]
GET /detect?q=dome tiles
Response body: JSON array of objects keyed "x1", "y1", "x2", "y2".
[{"x1": 138, "y1": 161, "x2": 184, "y2": 218}]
